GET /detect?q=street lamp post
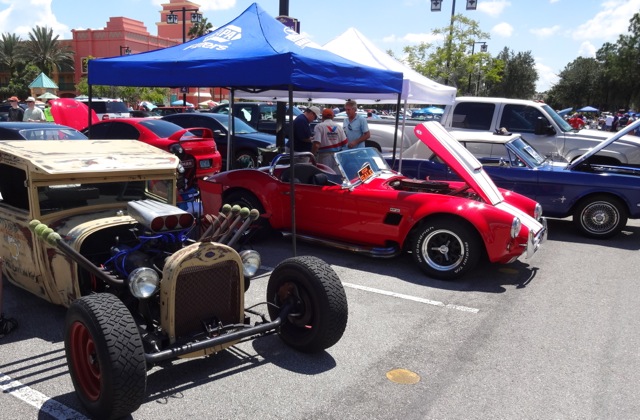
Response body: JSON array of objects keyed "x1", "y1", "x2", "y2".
[
  {"x1": 431, "y1": 0, "x2": 479, "y2": 86},
  {"x1": 167, "y1": 7, "x2": 202, "y2": 105},
  {"x1": 467, "y1": 41, "x2": 487, "y2": 94},
  {"x1": 119, "y1": 46, "x2": 131, "y2": 56}
]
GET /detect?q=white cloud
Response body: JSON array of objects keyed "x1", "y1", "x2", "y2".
[
  {"x1": 577, "y1": 41, "x2": 596, "y2": 58},
  {"x1": 492, "y1": 22, "x2": 513, "y2": 37},
  {"x1": 535, "y1": 61, "x2": 559, "y2": 92},
  {"x1": 150, "y1": 0, "x2": 236, "y2": 12},
  {"x1": 530, "y1": 25, "x2": 561, "y2": 39},
  {"x1": 572, "y1": 0, "x2": 640, "y2": 41},
  {"x1": 0, "y1": 0, "x2": 69, "y2": 38},
  {"x1": 477, "y1": 0, "x2": 511, "y2": 18}
]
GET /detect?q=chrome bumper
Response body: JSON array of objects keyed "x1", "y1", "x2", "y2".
[{"x1": 524, "y1": 217, "x2": 548, "y2": 259}]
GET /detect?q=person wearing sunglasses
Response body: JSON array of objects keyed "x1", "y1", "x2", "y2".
[
  {"x1": 343, "y1": 100, "x2": 370, "y2": 149},
  {"x1": 7, "y1": 96, "x2": 24, "y2": 122}
]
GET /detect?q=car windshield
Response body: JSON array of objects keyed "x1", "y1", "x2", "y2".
[
  {"x1": 335, "y1": 147, "x2": 393, "y2": 183},
  {"x1": 507, "y1": 136, "x2": 547, "y2": 167},
  {"x1": 210, "y1": 114, "x2": 258, "y2": 134},
  {"x1": 37, "y1": 179, "x2": 174, "y2": 216},
  {"x1": 542, "y1": 103, "x2": 573, "y2": 133},
  {"x1": 138, "y1": 119, "x2": 195, "y2": 138},
  {"x1": 19, "y1": 128, "x2": 88, "y2": 140}
]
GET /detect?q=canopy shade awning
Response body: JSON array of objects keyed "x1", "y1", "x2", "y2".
[{"x1": 88, "y1": 3, "x2": 403, "y2": 98}]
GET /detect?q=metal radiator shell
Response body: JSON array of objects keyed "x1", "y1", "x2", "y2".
[{"x1": 160, "y1": 241, "x2": 245, "y2": 355}]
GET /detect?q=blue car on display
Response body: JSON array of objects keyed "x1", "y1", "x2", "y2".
[{"x1": 393, "y1": 120, "x2": 640, "y2": 239}]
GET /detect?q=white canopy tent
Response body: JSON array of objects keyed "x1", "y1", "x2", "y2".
[{"x1": 240, "y1": 27, "x2": 456, "y2": 106}]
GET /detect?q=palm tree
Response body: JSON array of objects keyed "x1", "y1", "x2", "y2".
[
  {"x1": 20, "y1": 26, "x2": 74, "y2": 75},
  {"x1": 188, "y1": 17, "x2": 214, "y2": 40},
  {"x1": 0, "y1": 33, "x2": 24, "y2": 76}
]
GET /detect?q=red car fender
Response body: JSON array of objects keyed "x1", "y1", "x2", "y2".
[
  {"x1": 401, "y1": 193, "x2": 522, "y2": 261},
  {"x1": 201, "y1": 170, "x2": 282, "y2": 221}
]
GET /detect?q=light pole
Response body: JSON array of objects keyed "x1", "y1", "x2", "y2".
[
  {"x1": 431, "y1": 0, "x2": 478, "y2": 86},
  {"x1": 167, "y1": 7, "x2": 202, "y2": 105},
  {"x1": 119, "y1": 46, "x2": 131, "y2": 56},
  {"x1": 467, "y1": 41, "x2": 487, "y2": 94}
]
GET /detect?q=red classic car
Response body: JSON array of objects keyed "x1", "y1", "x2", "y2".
[
  {"x1": 200, "y1": 122, "x2": 547, "y2": 280},
  {"x1": 83, "y1": 118, "x2": 222, "y2": 180}
]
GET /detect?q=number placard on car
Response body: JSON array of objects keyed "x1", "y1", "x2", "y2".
[{"x1": 358, "y1": 163, "x2": 375, "y2": 182}]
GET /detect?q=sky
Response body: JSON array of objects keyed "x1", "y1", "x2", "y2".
[{"x1": 1, "y1": 0, "x2": 639, "y2": 92}]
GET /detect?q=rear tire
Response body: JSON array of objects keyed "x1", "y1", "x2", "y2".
[
  {"x1": 223, "y1": 190, "x2": 271, "y2": 239},
  {"x1": 64, "y1": 294, "x2": 146, "y2": 420},
  {"x1": 266, "y1": 256, "x2": 348, "y2": 353}
]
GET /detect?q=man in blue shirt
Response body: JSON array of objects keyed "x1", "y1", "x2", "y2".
[
  {"x1": 343, "y1": 100, "x2": 370, "y2": 149},
  {"x1": 287, "y1": 106, "x2": 321, "y2": 152}
]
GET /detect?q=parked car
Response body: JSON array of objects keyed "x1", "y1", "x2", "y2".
[
  {"x1": 154, "y1": 106, "x2": 196, "y2": 116},
  {"x1": 162, "y1": 112, "x2": 278, "y2": 169},
  {"x1": 393, "y1": 120, "x2": 640, "y2": 239},
  {"x1": 0, "y1": 121, "x2": 88, "y2": 140},
  {"x1": 0, "y1": 139, "x2": 347, "y2": 419},
  {"x1": 82, "y1": 118, "x2": 222, "y2": 180},
  {"x1": 200, "y1": 123, "x2": 547, "y2": 280},
  {"x1": 209, "y1": 102, "x2": 303, "y2": 134},
  {"x1": 75, "y1": 96, "x2": 131, "y2": 120}
]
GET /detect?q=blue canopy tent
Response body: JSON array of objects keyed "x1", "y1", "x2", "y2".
[
  {"x1": 87, "y1": 3, "x2": 403, "y2": 253},
  {"x1": 578, "y1": 106, "x2": 599, "y2": 113},
  {"x1": 87, "y1": 3, "x2": 402, "y2": 97}
]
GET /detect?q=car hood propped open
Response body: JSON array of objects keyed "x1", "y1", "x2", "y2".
[{"x1": 414, "y1": 122, "x2": 504, "y2": 206}]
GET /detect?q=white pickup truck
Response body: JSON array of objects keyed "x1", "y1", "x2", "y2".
[{"x1": 439, "y1": 96, "x2": 640, "y2": 164}]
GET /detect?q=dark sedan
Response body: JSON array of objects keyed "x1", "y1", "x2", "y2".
[
  {"x1": 163, "y1": 112, "x2": 277, "y2": 169},
  {"x1": 395, "y1": 121, "x2": 640, "y2": 239},
  {"x1": 0, "y1": 122, "x2": 88, "y2": 140}
]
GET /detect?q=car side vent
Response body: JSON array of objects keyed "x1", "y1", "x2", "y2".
[{"x1": 383, "y1": 213, "x2": 402, "y2": 226}]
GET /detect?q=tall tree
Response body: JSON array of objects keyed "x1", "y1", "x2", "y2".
[
  {"x1": 402, "y1": 14, "x2": 499, "y2": 94},
  {"x1": 486, "y1": 48, "x2": 538, "y2": 99},
  {"x1": 0, "y1": 33, "x2": 24, "y2": 77},
  {"x1": 546, "y1": 57, "x2": 604, "y2": 109},
  {"x1": 20, "y1": 26, "x2": 74, "y2": 75},
  {"x1": 188, "y1": 17, "x2": 214, "y2": 40}
]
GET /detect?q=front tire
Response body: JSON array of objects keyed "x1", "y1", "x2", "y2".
[
  {"x1": 266, "y1": 256, "x2": 348, "y2": 353},
  {"x1": 234, "y1": 150, "x2": 258, "y2": 168},
  {"x1": 411, "y1": 218, "x2": 481, "y2": 280},
  {"x1": 573, "y1": 194, "x2": 627, "y2": 238},
  {"x1": 64, "y1": 294, "x2": 146, "y2": 420}
]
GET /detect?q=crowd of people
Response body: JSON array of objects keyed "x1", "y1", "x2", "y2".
[
  {"x1": 566, "y1": 109, "x2": 638, "y2": 134},
  {"x1": 6, "y1": 95, "x2": 50, "y2": 122},
  {"x1": 286, "y1": 100, "x2": 372, "y2": 168}
]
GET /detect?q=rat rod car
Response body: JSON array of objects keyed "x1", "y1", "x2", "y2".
[
  {"x1": 199, "y1": 122, "x2": 547, "y2": 280},
  {"x1": 0, "y1": 140, "x2": 347, "y2": 419}
]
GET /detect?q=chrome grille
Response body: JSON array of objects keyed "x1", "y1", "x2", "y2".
[{"x1": 174, "y1": 260, "x2": 241, "y2": 339}]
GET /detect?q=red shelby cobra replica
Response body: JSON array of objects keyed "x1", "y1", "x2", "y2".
[{"x1": 201, "y1": 122, "x2": 547, "y2": 280}]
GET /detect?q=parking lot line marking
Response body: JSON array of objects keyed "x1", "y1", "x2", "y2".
[
  {"x1": 342, "y1": 282, "x2": 479, "y2": 313},
  {"x1": 0, "y1": 372, "x2": 88, "y2": 420}
]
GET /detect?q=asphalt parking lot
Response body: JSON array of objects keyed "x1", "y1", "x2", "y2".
[{"x1": 2, "y1": 217, "x2": 640, "y2": 419}]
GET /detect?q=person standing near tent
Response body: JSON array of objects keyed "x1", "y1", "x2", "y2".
[
  {"x1": 23, "y1": 97, "x2": 46, "y2": 122},
  {"x1": 343, "y1": 100, "x2": 370, "y2": 149},
  {"x1": 7, "y1": 96, "x2": 24, "y2": 122},
  {"x1": 313, "y1": 108, "x2": 347, "y2": 172},
  {"x1": 287, "y1": 105, "x2": 320, "y2": 153}
]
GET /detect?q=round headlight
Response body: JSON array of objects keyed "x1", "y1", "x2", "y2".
[
  {"x1": 128, "y1": 267, "x2": 160, "y2": 299},
  {"x1": 239, "y1": 249, "x2": 261, "y2": 278},
  {"x1": 510, "y1": 217, "x2": 522, "y2": 239},
  {"x1": 534, "y1": 203, "x2": 543, "y2": 220}
]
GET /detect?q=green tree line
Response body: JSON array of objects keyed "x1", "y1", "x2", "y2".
[{"x1": 396, "y1": 12, "x2": 640, "y2": 112}]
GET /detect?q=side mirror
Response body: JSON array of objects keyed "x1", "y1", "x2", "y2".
[{"x1": 535, "y1": 117, "x2": 555, "y2": 136}]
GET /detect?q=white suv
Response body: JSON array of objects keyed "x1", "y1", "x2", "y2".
[{"x1": 76, "y1": 96, "x2": 131, "y2": 120}]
